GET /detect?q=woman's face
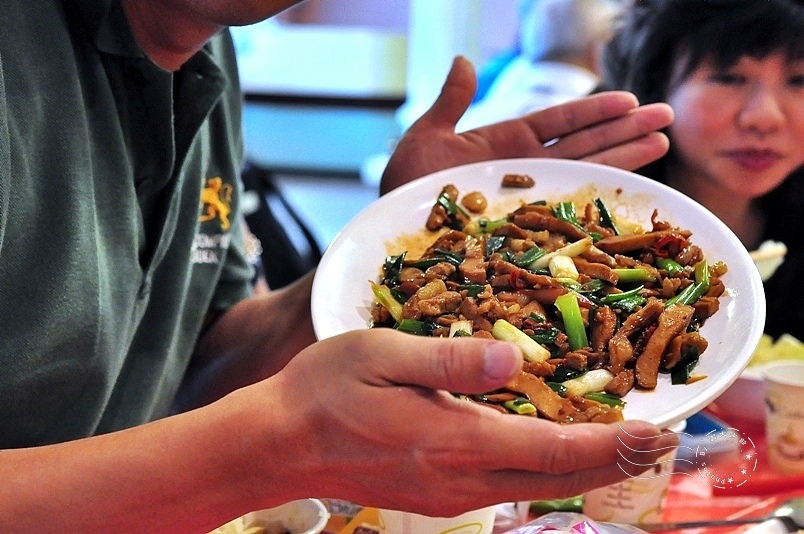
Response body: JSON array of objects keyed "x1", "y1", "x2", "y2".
[{"x1": 665, "y1": 53, "x2": 804, "y2": 200}]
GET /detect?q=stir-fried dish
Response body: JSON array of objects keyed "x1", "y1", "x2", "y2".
[{"x1": 369, "y1": 176, "x2": 728, "y2": 424}]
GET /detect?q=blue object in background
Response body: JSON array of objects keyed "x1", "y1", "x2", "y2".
[{"x1": 676, "y1": 412, "x2": 741, "y2": 471}]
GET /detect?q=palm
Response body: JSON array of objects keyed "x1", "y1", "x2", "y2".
[
  {"x1": 271, "y1": 328, "x2": 676, "y2": 515},
  {"x1": 381, "y1": 57, "x2": 673, "y2": 195}
]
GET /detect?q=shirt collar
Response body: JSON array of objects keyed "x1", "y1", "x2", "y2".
[
  {"x1": 72, "y1": 0, "x2": 144, "y2": 58},
  {"x1": 70, "y1": 0, "x2": 226, "y2": 78}
]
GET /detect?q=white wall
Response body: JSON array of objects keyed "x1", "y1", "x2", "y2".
[
  {"x1": 232, "y1": 19, "x2": 408, "y2": 98},
  {"x1": 231, "y1": 0, "x2": 519, "y2": 101}
]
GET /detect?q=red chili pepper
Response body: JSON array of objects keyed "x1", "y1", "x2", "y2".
[
  {"x1": 510, "y1": 268, "x2": 527, "y2": 290},
  {"x1": 651, "y1": 233, "x2": 687, "y2": 258}
]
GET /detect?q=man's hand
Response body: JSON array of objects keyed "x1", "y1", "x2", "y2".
[
  {"x1": 249, "y1": 329, "x2": 679, "y2": 517},
  {"x1": 381, "y1": 56, "x2": 673, "y2": 194}
]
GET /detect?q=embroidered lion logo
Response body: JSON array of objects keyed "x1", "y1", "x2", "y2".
[{"x1": 199, "y1": 176, "x2": 233, "y2": 231}]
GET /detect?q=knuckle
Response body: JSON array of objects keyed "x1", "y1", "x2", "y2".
[
  {"x1": 590, "y1": 126, "x2": 612, "y2": 151},
  {"x1": 539, "y1": 428, "x2": 578, "y2": 475},
  {"x1": 562, "y1": 105, "x2": 580, "y2": 130},
  {"x1": 431, "y1": 340, "x2": 474, "y2": 391}
]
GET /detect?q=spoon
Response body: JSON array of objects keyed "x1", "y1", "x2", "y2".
[{"x1": 637, "y1": 498, "x2": 804, "y2": 532}]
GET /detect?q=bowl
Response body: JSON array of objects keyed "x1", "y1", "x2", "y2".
[
  {"x1": 311, "y1": 158, "x2": 766, "y2": 429},
  {"x1": 210, "y1": 498, "x2": 330, "y2": 534}
]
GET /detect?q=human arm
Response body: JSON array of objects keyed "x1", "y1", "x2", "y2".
[
  {"x1": 381, "y1": 56, "x2": 674, "y2": 194},
  {"x1": 173, "y1": 271, "x2": 318, "y2": 411},
  {"x1": 0, "y1": 329, "x2": 677, "y2": 532}
]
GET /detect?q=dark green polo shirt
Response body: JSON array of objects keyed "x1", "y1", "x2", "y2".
[{"x1": 0, "y1": 0, "x2": 253, "y2": 446}]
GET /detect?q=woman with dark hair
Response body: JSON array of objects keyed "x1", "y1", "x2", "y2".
[{"x1": 600, "y1": 0, "x2": 804, "y2": 341}]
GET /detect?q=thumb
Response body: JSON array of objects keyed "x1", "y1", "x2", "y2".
[
  {"x1": 414, "y1": 55, "x2": 478, "y2": 130},
  {"x1": 349, "y1": 329, "x2": 523, "y2": 393}
]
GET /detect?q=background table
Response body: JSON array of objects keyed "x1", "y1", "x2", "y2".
[{"x1": 660, "y1": 403, "x2": 804, "y2": 533}]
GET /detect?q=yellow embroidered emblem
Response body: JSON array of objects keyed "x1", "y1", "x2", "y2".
[{"x1": 199, "y1": 176, "x2": 233, "y2": 230}]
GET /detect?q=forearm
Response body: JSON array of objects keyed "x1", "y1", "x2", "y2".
[
  {"x1": 175, "y1": 271, "x2": 317, "y2": 411},
  {"x1": 0, "y1": 388, "x2": 302, "y2": 533}
]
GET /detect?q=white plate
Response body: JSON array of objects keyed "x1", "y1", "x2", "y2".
[{"x1": 311, "y1": 158, "x2": 766, "y2": 429}]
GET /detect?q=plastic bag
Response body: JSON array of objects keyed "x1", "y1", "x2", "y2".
[{"x1": 502, "y1": 512, "x2": 647, "y2": 534}]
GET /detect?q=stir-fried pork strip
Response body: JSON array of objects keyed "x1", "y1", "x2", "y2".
[
  {"x1": 522, "y1": 360, "x2": 556, "y2": 377},
  {"x1": 663, "y1": 331, "x2": 708, "y2": 369},
  {"x1": 589, "y1": 305, "x2": 617, "y2": 352},
  {"x1": 596, "y1": 229, "x2": 693, "y2": 255},
  {"x1": 605, "y1": 370, "x2": 636, "y2": 398},
  {"x1": 635, "y1": 304, "x2": 695, "y2": 389},
  {"x1": 506, "y1": 371, "x2": 579, "y2": 421},
  {"x1": 513, "y1": 211, "x2": 590, "y2": 242},
  {"x1": 459, "y1": 236, "x2": 488, "y2": 284},
  {"x1": 607, "y1": 298, "x2": 665, "y2": 374},
  {"x1": 582, "y1": 246, "x2": 618, "y2": 267},
  {"x1": 490, "y1": 260, "x2": 566, "y2": 289},
  {"x1": 501, "y1": 173, "x2": 536, "y2": 188},
  {"x1": 423, "y1": 229, "x2": 469, "y2": 256},
  {"x1": 573, "y1": 257, "x2": 619, "y2": 284}
]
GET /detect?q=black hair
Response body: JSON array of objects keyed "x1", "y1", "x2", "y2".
[
  {"x1": 600, "y1": 0, "x2": 804, "y2": 252},
  {"x1": 602, "y1": 0, "x2": 804, "y2": 105}
]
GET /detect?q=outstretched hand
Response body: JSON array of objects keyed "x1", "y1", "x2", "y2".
[
  {"x1": 381, "y1": 56, "x2": 674, "y2": 195},
  {"x1": 251, "y1": 329, "x2": 679, "y2": 517}
]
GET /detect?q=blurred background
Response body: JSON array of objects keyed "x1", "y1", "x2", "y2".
[{"x1": 231, "y1": 0, "x2": 521, "y2": 260}]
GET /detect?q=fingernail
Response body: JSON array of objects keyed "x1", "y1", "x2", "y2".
[
  {"x1": 654, "y1": 430, "x2": 681, "y2": 450},
  {"x1": 637, "y1": 427, "x2": 681, "y2": 454},
  {"x1": 619, "y1": 420, "x2": 662, "y2": 439},
  {"x1": 484, "y1": 343, "x2": 519, "y2": 380}
]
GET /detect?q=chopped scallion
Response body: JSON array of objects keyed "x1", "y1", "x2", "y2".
[{"x1": 554, "y1": 292, "x2": 589, "y2": 350}]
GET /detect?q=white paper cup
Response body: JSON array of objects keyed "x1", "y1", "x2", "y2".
[
  {"x1": 582, "y1": 421, "x2": 685, "y2": 524},
  {"x1": 763, "y1": 361, "x2": 804, "y2": 474},
  {"x1": 377, "y1": 505, "x2": 496, "y2": 534}
]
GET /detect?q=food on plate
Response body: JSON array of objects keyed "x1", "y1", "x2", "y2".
[
  {"x1": 425, "y1": 184, "x2": 470, "y2": 231},
  {"x1": 501, "y1": 173, "x2": 536, "y2": 188},
  {"x1": 369, "y1": 182, "x2": 728, "y2": 423},
  {"x1": 460, "y1": 190, "x2": 488, "y2": 213}
]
